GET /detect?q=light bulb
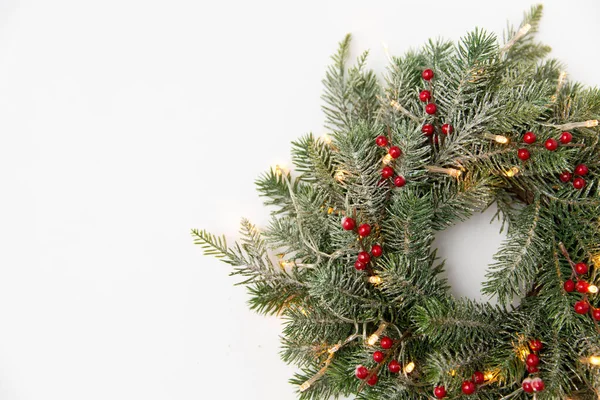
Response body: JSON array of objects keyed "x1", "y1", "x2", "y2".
[
  {"x1": 589, "y1": 356, "x2": 600, "y2": 366},
  {"x1": 504, "y1": 167, "x2": 520, "y2": 177},
  {"x1": 586, "y1": 120, "x2": 599, "y2": 128},
  {"x1": 368, "y1": 276, "x2": 382, "y2": 285},
  {"x1": 404, "y1": 362, "x2": 415, "y2": 373},
  {"x1": 588, "y1": 285, "x2": 598, "y2": 294}
]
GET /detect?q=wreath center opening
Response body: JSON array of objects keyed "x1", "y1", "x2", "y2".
[{"x1": 433, "y1": 203, "x2": 507, "y2": 304}]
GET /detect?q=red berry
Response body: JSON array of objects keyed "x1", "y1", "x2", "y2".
[
  {"x1": 425, "y1": 103, "x2": 437, "y2": 115},
  {"x1": 433, "y1": 135, "x2": 439, "y2": 145},
  {"x1": 472, "y1": 371, "x2": 484, "y2": 385},
  {"x1": 389, "y1": 146, "x2": 402, "y2": 159},
  {"x1": 523, "y1": 132, "x2": 537, "y2": 144},
  {"x1": 371, "y1": 244, "x2": 383, "y2": 257},
  {"x1": 545, "y1": 138, "x2": 559, "y2": 151},
  {"x1": 564, "y1": 279, "x2": 575, "y2": 292},
  {"x1": 393, "y1": 176, "x2": 406, "y2": 187},
  {"x1": 422, "y1": 124, "x2": 434, "y2": 136},
  {"x1": 575, "y1": 300, "x2": 590, "y2": 314},
  {"x1": 422, "y1": 69, "x2": 434, "y2": 80},
  {"x1": 375, "y1": 135, "x2": 388, "y2": 147},
  {"x1": 522, "y1": 378, "x2": 534, "y2": 393},
  {"x1": 559, "y1": 171, "x2": 572, "y2": 182},
  {"x1": 575, "y1": 262, "x2": 588, "y2": 275},
  {"x1": 576, "y1": 280, "x2": 589, "y2": 293},
  {"x1": 358, "y1": 224, "x2": 371, "y2": 237},
  {"x1": 419, "y1": 90, "x2": 431, "y2": 102},
  {"x1": 354, "y1": 260, "x2": 366, "y2": 271},
  {"x1": 388, "y1": 360, "x2": 401, "y2": 373},
  {"x1": 373, "y1": 351, "x2": 384, "y2": 363},
  {"x1": 517, "y1": 148, "x2": 530, "y2": 161},
  {"x1": 530, "y1": 339, "x2": 543, "y2": 352},
  {"x1": 526, "y1": 353, "x2": 540, "y2": 367},
  {"x1": 342, "y1": 217, "x2": 355, "y2": 231},
  {"x1": 526, "y1": 365, "x2": 539, "y2": 373},
  {"x1": 531, "y1": 377, "x2": 545, "y2": 392},
  {"x1": 358, "y1": 251, "x2": 371, "y2": 264},
  {"x1": 380, "y1": 336, "x2": 393, "y2": 349},
  {"x1": 434, "y1": 386, "x2": 447, "y2": 398},
  {"x1": 573, "y1": 177, "x2": 586, "y2": 190},
  {"x1": 382, "y1": 166, "x2": 394, "y2": 179},
  {"x1": 461, "y1": 380, "x2": 476, "y2": 395},
  {"x1": 366, "y1": 374, "x2": 378, "y2": 386},
  {"x1": 593, "y1": 308, "x2": 600, "y2": 321},
  {"x1": 560, "y1": 131, "x2": 572, "y2": 144},
  {"x1": 355, "y1": 365, "x2": 369, "y2": 379},
  {"x1": 575, "y1": 164, "x2": 589, "y2": 176},
  {"x1": 441, "y1": 124, "x2": 453, "y2": 135}
]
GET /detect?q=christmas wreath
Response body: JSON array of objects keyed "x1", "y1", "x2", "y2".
[{"x1": 194, "y1": 5, "x2": 600, "y2": 399}]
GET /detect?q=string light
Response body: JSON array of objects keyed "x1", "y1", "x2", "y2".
[
  {"x1": 367, "y1": 322, "x2": 388, "y2": 346},
  {"x1": 586, "y1": 120, "x2": 599, "y2": 128},
  {"x1": 279, "y1": 259, "x2": 295, "y2": 269},
  {"x1": 588, "y1": 356, "x2": 600, "y2": 366},
  {"x1": 426, "y1": 166, "x2": 462, "y2": 178},
  {"x1": 589, "y1": 285, "x2": 598, "y2": 294},
  {"x1": 504, "y1": 167, "x2": 520, "y2": 177},
  {"x1": 383, "y1": 154, "x2": 393, "y2": 165},
  {"x1": 334, "y1": 170, "x2": 346, "y2": 182},
  {"x1": 274, "y1": 164, "x2": 287, "y2": 176},
  {"x1": 449, "y1": 369, "x2": 457, "y2": 376},
  {"x1": 404, "y1": 362, "x2": 415, "y2": 373},
  {"x1": 483, "y1": 132, "x2": 510, "y2": 144},
  {"x1": 327, "y1": 207, "x2": 335, "y2": 214},
  {"x1": 368, "y1": 276, "x2": 382, "y2": 285},
  {"x1": 320, "y1": 134, "x2": 333, "y2": 145}
]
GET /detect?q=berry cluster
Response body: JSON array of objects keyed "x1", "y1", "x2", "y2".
[
  {"x1": 354, "y1": 336, "x2": 400, "y2": 386},
  {"x1": 559, "y1": 163, "x2": 588, "y2": 190},
  {"x1": 341, "y1": 217, "x2": 383, "y2": 271},
  {"x1": 521, "y1": 339, "x2": 545, "y2": 394},
  {"x1": 419, "y1": 69, "x2": 453, "y2": 143},
  {"x1": 375, "y1": 135, "x2": 406, "y2": 187},
  {"x1": 430, "y1": 371, "x2": 485, "y2": 398},
  {"x1": 563, "y1": 260, "x2": 600, "y2": 319},
  {"x1": 517, "y1": 130, "x2": 573, "y2": 161}
]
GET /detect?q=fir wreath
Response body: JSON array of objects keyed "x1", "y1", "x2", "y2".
[{"x1": 194, "y1": 5, "x2": 600, "y2": 399}]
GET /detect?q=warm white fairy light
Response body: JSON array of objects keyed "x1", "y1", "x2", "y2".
[
  {"x1": 586, "y1": 120, "x2": 599, "y2": 128},
  {"x1": 334, "y1": 170, "x2": 346, "y2": 182},
  {"x1": 504, "y1": 167, "x2": 520, "y2": 178},
  {"x1": 426, "y1": 166, "x2": 462, "y2": 178},
  {"x1": 368, "y1": 276, "x2": 382, "y2": 285},
  {"x1": 404, "y1": 362, "x2": 415, "y2": 373},
  {"x1": 383, "y1": 154, "x2": 393, "y2": 165},
  {"x1": 320, "y1": 134, "x2": 333, "y2": 145},
  {"x1": 483, "y1": 132, "x2": 510, "y2": 144},
  {"x1": 588, "y1": 285, "x2": 598, "y2": 294},
  {"x1": 279, "y1": 259, "x2": 295, "y2": 269},
  {"x1": 274, "y1": 164, "x2": 287, "y2": 176},
  {"x1": 588, "y1": 356, "x2": 600, "y2": 366},
  {"x1": 367, "y1": 322, "x2": 388, "y2": 346}
]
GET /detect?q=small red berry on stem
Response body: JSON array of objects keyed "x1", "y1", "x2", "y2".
[
  {"x1": 560, "y1": 131, "x2": 572, "y2": 144},
  {"x1": 422, "y1": 124, "x2": 434, "y2": 136},
  {"x1": 575, "y1": 164, "x2": 589, "y2": 176},
  {"x1": 380, "y1": 336, "x2": 393, "y2": 349},
  {"x1": 342, "y1": 217, "x2": 355, "y2": 231},
  {"x1": 522, "y1": 378, "x2": 534, "y2": 393},
  {"x1": 441, "y1": 124, "x2": 453, "y2": 135},
  {"x1": 573, "y1": 177, "x2": 586, "y2": 190},
  {"x1": 422, "y1": 69, "x2": 434, "y2": 80},
  {"x1": 434, "y1": 386, "x2": 447, "y2": 399},
  {"x1": 375, "y1": 135, "x2": 388, "y2": 147},
  {"x1": 526, "y1": 353, "x2": 540, "y2": 367},
  {"x1": 472, "y1": 371, "x2": 484, "y2": 385},
  {"x1": 355, "y1": 365, "x2": 369, "y2": 380},
  {"x1": 576, "y1": 280, "x2": 589, "y2": 293},
  {"x1": 559, "y1": 171, "x2": 572, "y2": 183},
  {"x1": 358, "y1": 251, "x2": 371, "y2": 264},
  {"x1": 419, "y1": 90, "x2": 431, "y2": 102},
  {"x1": 394, "y1": 176, "x2": 406, "y2": 187},
  {"x1": 389, "y1": 146, "x2": 402, "y2": 159},
  {"x1": 526, "y1": 365, "x2": 539, "y2": 373},
  {"x1": 388, "y1": 360, "x2": 401, "y2": 374},
  {"x1": 371, "y1": 244, "x2": 383, "y2": 257},
  {"x1": 575, "y1": 262, "x2": 588, "y2": 275},
  {"x1": 523, "y1": 132, "x2": 536, "y2": 144},
  {"x1": 373, "y1": 351, "x2": 384, "y2": 363},
  {"x1": 531, "y1": 377, "x2": 545, "y2": 392},
  {"x1": 593, "y1": 308, "x2": 600, "y2": 321},
  {"x1": 564, "y1": 279, "x2": 575, "y2": 292},
  {"x1": 461, "y1": 380, "x2": 476, "y2": 395},
  {"x1": 517, "y1": 148, "x2": 531, "y2": 161},
  {"x1": 366, "y1": 374, "x2": 378, "y2": 386},
  {"x1": 545, "y1": 138, "x2": 559, "y2": 151},
  {"x1": 382, "y1": 166, "x2": 394, "y2": 179},
  {"x1": 425, "y1": 103, "x2": 437, "y2": 115},
  {"x1": 358, "y1": 224, "x2": 371, "y2": 237},
  {"x1": 575, "y1": 300, "x2": 590, "y2": 314},
  {"x1": 354, "y1": 260, "x2": 366, "y2": 271},
  {"x1": 529, "y1": 339, "x2": 543, "y2": 352}
]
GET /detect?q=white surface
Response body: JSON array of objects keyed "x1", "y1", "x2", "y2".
[{"x1": 0, "y1": 1, "x2": 599, "y2": 399}]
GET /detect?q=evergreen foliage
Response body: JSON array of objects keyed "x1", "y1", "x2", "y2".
[{"x1": 195, "y1": 5, "x2": 600, "y2": 399}]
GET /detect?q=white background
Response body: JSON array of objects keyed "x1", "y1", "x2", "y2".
[{"x1": 0, "y1": 1, "x2": 599, "y2": 399}]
